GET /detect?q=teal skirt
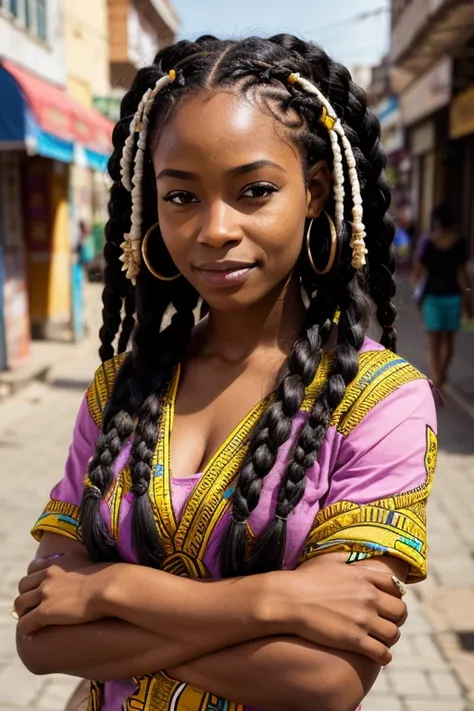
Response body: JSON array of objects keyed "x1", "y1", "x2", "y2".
[{"x1": 422, "y1": 294, "x2": 462, "y2": 332}]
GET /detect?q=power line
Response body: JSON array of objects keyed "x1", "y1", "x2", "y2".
[{"x1": 306, "y1": 5, "x2": 390, "y2": 39}]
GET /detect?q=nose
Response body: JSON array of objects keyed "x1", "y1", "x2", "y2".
[{"x1": 197, "y1": 201, "x2": 243, "y2": 249}]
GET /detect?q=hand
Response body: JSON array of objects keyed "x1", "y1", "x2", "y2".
[
  {"x1": 14, "y1": 554, "x2": 113, "y2": 635},
  {"x1": 279, "y1": 554, "x2": 407, "y2": 666}
]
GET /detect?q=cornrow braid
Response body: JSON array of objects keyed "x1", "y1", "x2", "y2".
[
  {"x1": 250, "y1": 280, "x2": 366, "y2": 571},
  {"x1": 221, "y1": 287, "x2": 336, "y2": 577},
  {"x1": 128, "y1": 277, "x2": 198, "y2": 567},
  {"x1": 80, "y1": 408, "x2": 133, "y2": 561},
  {"x1": 117, "y1": 287, "x2": 136, "y2": 355}
]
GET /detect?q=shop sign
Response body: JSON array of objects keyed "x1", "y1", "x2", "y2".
[
  {"x1": 450, "y1": 85, "x2": 474, "y2": 140},
  {"x1": 400, "y1": 56, "x2": 452, "y2": 126}
]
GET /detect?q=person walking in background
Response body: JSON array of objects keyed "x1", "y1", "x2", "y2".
[{"x1": 413, "y1": 203, "x2": 472, "y2": 387}]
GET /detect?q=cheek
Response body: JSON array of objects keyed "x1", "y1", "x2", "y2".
[{"x1": 254, "y1": 205, "x2": 306, "y2": 269}]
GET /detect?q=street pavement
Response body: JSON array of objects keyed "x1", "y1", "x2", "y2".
[{"x1": 0, "y1": 282, "x2": 473, "y2": 710}]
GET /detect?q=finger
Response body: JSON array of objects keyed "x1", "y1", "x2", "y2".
[
  {"x1": 18, "y1": 570, "x2": 47, "y2": 595},
  {"x1": 27, "y1": 554, "x2": 63, "y2": 576},
  {"x1": 375, "y1": 592, "x2": 408, "y2": 626},
  {"x1": 351, "y1": 634, "x2": 392, "y2": 666},
  {"x1": 360, "y1": 569, "x2": 407, "y2": 598},
  {"x1": 17, "y1": 607, "x2": 45, "y2": 636},
  {"x1": 367, "y1": 617, "x2": 401, "y2": 648},
  {"x1": 14, "y1": 590, "x2": 42, "y2": 619}
]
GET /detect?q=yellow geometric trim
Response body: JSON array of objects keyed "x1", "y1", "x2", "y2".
[
  {"x1": 329, "y1": 350, "x2": 424, "y2": 436},
  {"x1": 105, "y1": 466, "x2": 131, "y2": 541},
  {"x1": 299, "y1": 426, "x2": 437, "y2": 583},
  {"x1": 87, "y1": 681, "x2": 103, "y2": 711},
  {"x1": 31, "y1": 499, "x2": 81, "y2": 542},
  {"x1": 86, "y1": 352, "x2": 129, "y2": 429},
  {"x1": 125, "y1": 671, "x2": 244, "y2": 711}
]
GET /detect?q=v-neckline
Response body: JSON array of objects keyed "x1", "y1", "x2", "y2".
[
  {"x1": 169, "y1": 363, "x2": 276, "y2": 480},
  {"x1": 148, "y1": 354, "x2": 332, "y2": 560},
  {"x1": 149, "y1": 364, "x2": 273, "y2": 556}
]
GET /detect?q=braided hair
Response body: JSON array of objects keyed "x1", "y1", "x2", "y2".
[{"x1": 79, "y1": 35, "x2": 396, "y2": 575}]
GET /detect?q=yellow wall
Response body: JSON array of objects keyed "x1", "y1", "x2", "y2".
[
  {"x1": 64, "y1": 0, "x2": 110, "y2": 108},
  {"x1": 48, "y1": 163, "x2": 71, "y2": 323},
  {"x1": 25, "y1": 159, "x2": 71, "y2": 336}
]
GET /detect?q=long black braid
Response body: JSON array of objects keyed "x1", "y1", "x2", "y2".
[{"x1": 79, "y1": 35, "x2": 396, "y2": 576}]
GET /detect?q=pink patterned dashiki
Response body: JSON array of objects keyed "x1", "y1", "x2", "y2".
[{"x1": 31, "y1": 337, "x2": 437, "y2": 711}]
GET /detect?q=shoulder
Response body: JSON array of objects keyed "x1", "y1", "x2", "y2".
[
  {"x1": 304, "y1": 338, "x2": 432, "y2": 438},
  {"x1": 86, "y1": 352, "x2": 130, "y2": 429}
]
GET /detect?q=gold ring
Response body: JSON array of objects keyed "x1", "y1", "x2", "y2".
[
  {"x1": 9, "y1": 607, "x2": 19, "y2": 620},
  {"x1": 392, "y1": 576, "x2": 407, "y2": 597}
]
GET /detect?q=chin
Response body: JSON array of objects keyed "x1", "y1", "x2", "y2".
[{"x1": 197, "y1": 285, "x2": 271, "y2": 313}]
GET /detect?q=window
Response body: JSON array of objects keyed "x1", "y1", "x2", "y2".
[
  {"x1": 25, "y1": 0, "x2": 31, "y2": 28},
  {"x1": 36, "y1": 0, "x2": 46, "y2": 40},
  {"x1": 2, "y1": 0, "x2": 48, "y2": 41}
]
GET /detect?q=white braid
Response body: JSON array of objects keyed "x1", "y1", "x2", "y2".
[
  {"x1": 288, "y1": 72, "x2": 367, "y2": 269},
  {"x1": 119, "y1": 72, "x2": 175, "y2": 284}
]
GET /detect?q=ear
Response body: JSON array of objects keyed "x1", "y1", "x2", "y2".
[{"x1": 306, "y1": 160, "x2": 331, "y2": 219}]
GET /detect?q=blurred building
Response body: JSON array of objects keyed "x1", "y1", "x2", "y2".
[
  {"x1": 391, "y1": 0, "x2": 474, "y2": 249},
  {"x1": 64, "y1": 0, "x2": 114, "y2": 339},
  {"x1": 368, "y1": 57, "x2": 406, "y2": 202},
  {"x1": 0, "y1": 0, "x2": 179, "y2": 372},
  {"x1": 93, "y1": 0, "x2": 180, "y2": 122},
  {"x1": 0, "y1": 0, "x2": 114, "y2": 370}
]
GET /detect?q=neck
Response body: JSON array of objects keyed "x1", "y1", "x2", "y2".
[{"x1": 201, "y1": 272, "x2": 306, "y2": 363}]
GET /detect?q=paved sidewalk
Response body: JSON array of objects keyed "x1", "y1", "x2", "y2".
[{"x1": 0, "y1": 286, "x2": 473, "y2": 710}]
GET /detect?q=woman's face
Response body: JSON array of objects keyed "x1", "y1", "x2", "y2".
[{"x1": 152, "y1": 90, "x2": 328, "y2": 311}]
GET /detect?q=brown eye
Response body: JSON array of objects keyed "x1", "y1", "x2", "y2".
[
  {"x1": 163, "y1": 191, "x2": 199, "y2": 205},
  {"x1": 240, "y1": 183, "x2": 278, "y2": 199}
]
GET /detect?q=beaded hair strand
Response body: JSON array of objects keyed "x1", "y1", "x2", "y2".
[
  {"x1": 119, "y1": 70, "x2": 177, "y2": 284},
  {"x1": 288, "y1": 72, "x2": 368, "y2": 270}
]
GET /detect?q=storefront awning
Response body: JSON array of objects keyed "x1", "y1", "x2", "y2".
[{"x1": 0, "y1": 60, "x2": 114, "y2": 170}]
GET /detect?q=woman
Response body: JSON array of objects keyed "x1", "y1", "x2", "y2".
[
  {"x1": 13, "y1": 36, "x2": 436, "y2": 711},
  {"x1": 414, "y1": 203, "x2": 472, "y2": 387}
]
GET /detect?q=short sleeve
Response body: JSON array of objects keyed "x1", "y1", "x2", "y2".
[
  {"x1": 31, "y1": 395, "x2": 100, "y2": 542},
  {"x1": 30, "y1": 353, "x2": 127, "y2": 542},
  {"x1": 299, "y1": 377, "x2": 437, "y2": 583}
]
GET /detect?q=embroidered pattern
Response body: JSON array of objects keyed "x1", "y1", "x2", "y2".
[
  {"x1": 86, "y1": 353, "x2": 129, "y2": 428},
  {"x1": 125, "y1": 673, "x2": 244, "y2": 711},
  {"x1": 31, "y1": 499, "x2": 80, "y2": 542},
  {"x1": 329, "y1": 350, "x2": 423, "y2": 436},
  {"x1": 87, "y1": 682, "x2": 104, "y2": 711},
  {"x1": 299, "y1": 425, "x2": 437, "y2": 582}
]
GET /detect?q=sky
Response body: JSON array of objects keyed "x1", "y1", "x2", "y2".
[{"x1": 172, "y1": 0, "x2": 390, "y2": 71}]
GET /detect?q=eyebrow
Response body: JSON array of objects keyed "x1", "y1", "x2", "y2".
[
  {"x1": 227, "y1": 160, "x2": 287, "y2": 177},
  {"x1": 156, "y1": 168, "x2": 199, "y2": 181},
  {"x1": 156, "y1": 160, "x2": 286, "y2": 182}
]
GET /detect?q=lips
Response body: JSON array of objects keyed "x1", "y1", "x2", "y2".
[{"x1": 194, "y1": 261, "x2": 257, "y2": 287}]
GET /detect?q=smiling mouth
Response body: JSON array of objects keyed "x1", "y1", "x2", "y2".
[{"x1": 195, "y1": 263, "x2": 257, "y2": 287}]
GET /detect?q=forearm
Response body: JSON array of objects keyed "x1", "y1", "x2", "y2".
[
  {"x1": 17, "y1": 619, "x2": 213, "y2": 680},
  {"x1": 169, "y1": 637, "x2": 379, "y2": 711},
  {"x1": 99, "y1": 564, "x2": 282, "y2": 653}
]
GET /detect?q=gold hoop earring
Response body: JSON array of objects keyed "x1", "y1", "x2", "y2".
[
  {"x1": 306, "y1": 211, "x2": 337, "y2": 276},
  {"x1": 141, "y1": 223, "x2": 181, "y2": 282}
]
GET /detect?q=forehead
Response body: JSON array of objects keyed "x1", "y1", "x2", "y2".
[{"x1": 152, "y1": 90, "x2": 301, "y2": 170}]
